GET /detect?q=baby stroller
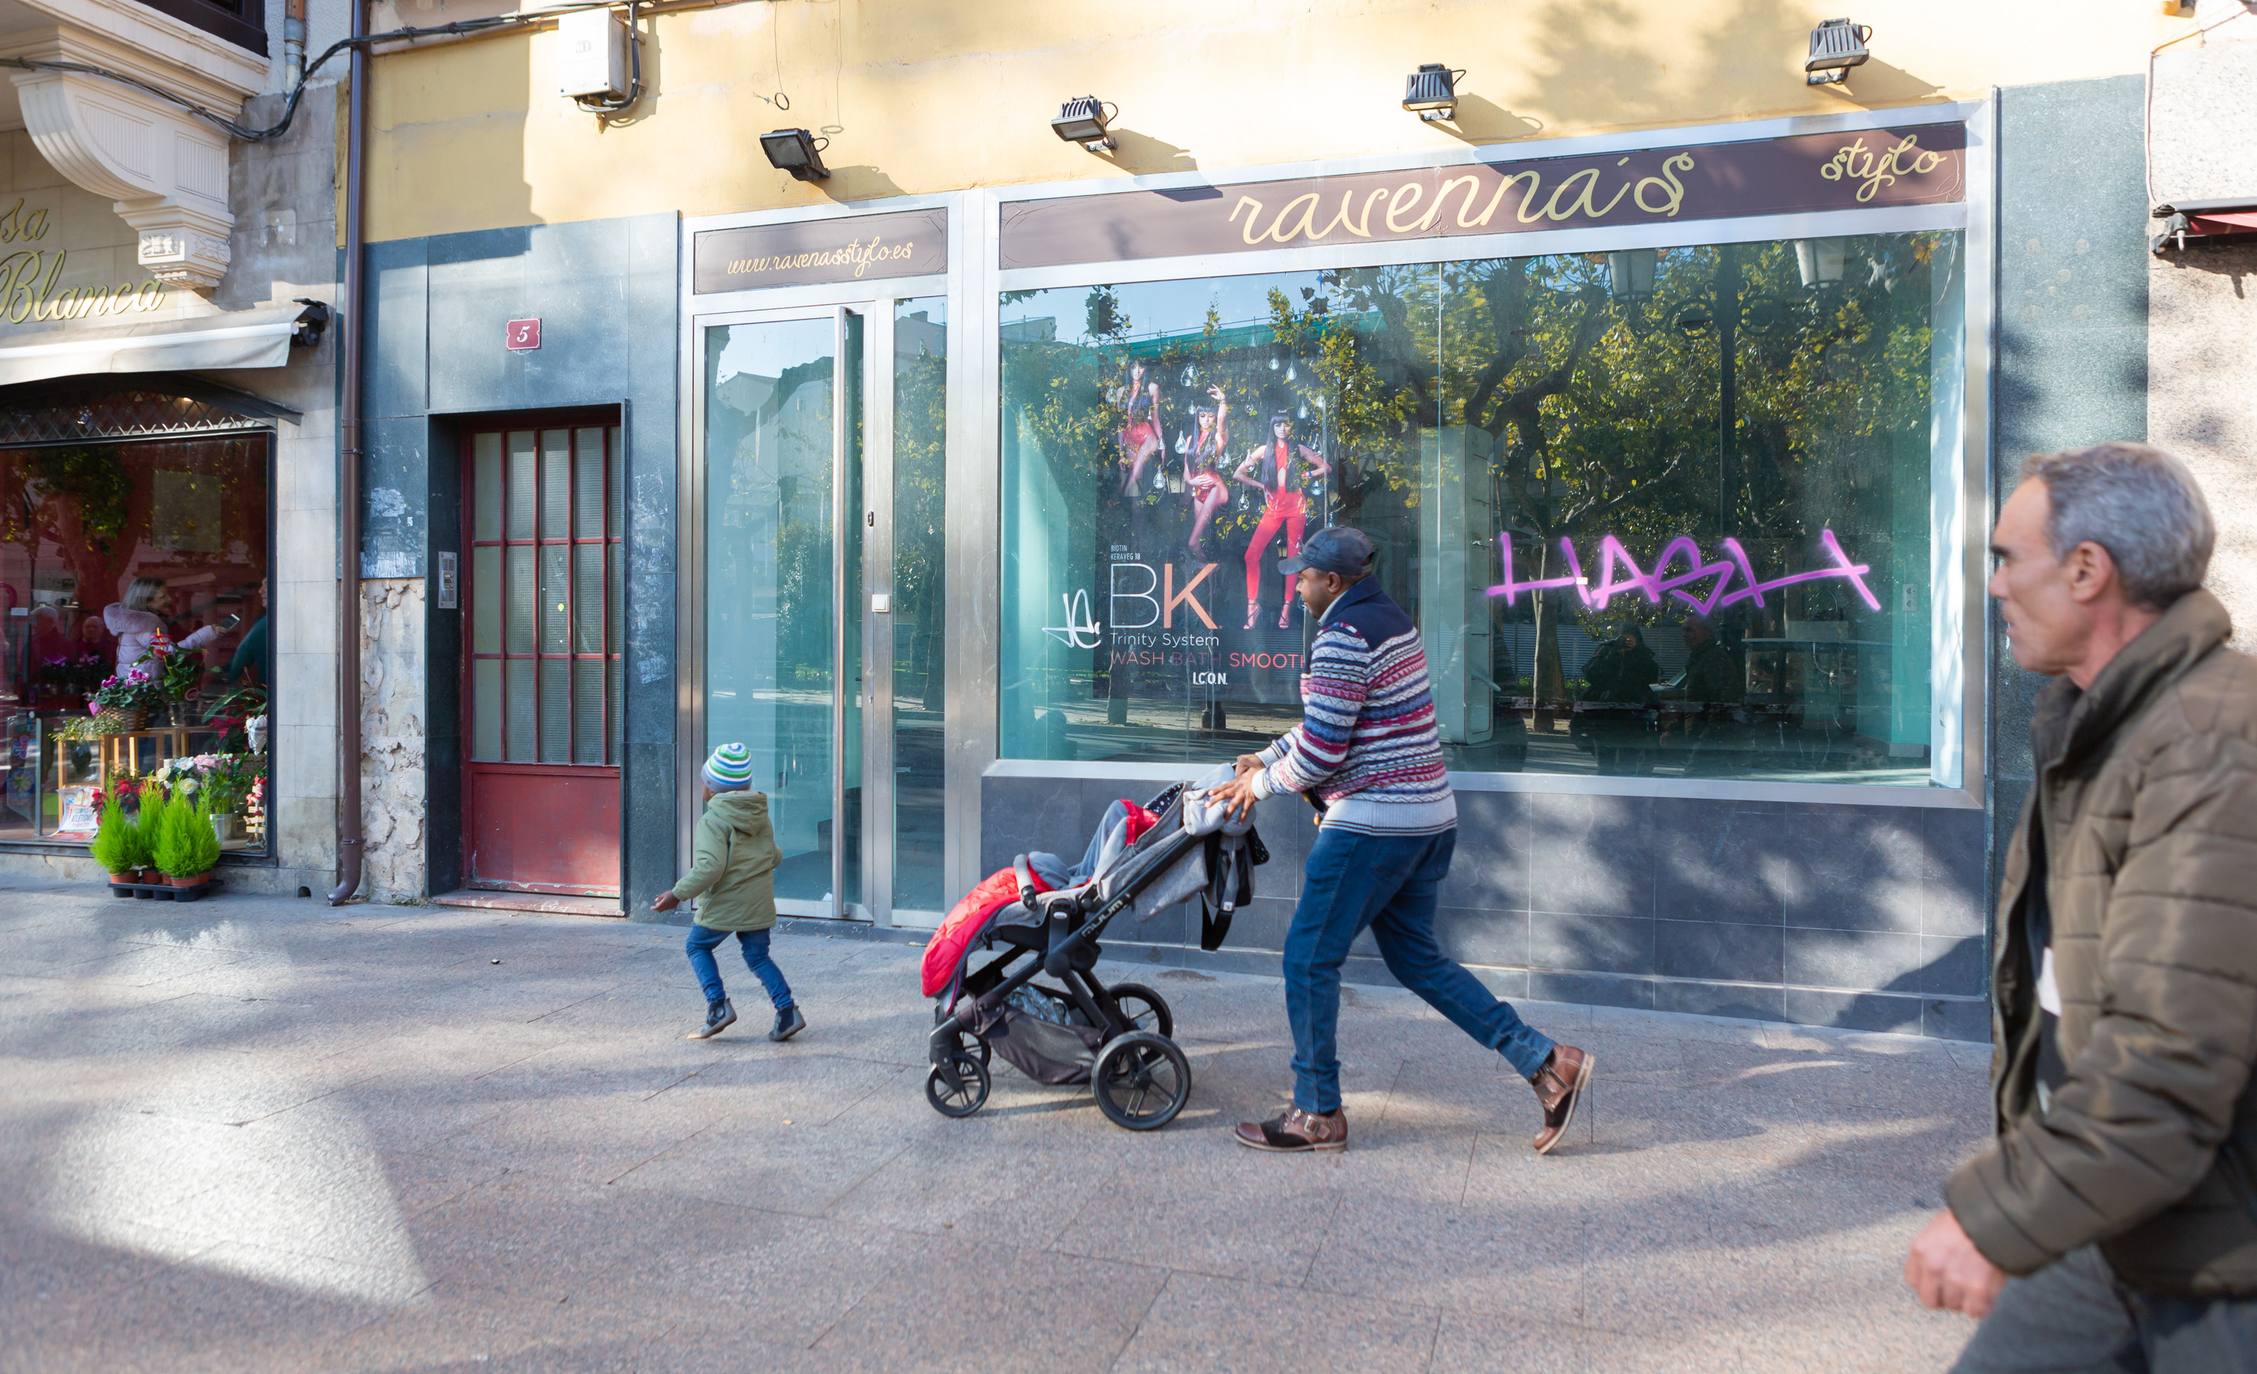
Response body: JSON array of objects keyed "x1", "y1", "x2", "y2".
[{"x1": 920, "y1": 773, "x2": 1265, "y2": 1130}]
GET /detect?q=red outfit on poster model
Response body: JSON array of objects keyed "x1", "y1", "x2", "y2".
[
  {"x1": 1117, "y1": 360, "x2": 1165, "y2": 497},
  {"x1": 1235, "y1": 413, "x2": 1331, "y2": 629},
  {"x1": 1182, "y1": 385, "x2": 1229, "y2": 559}
]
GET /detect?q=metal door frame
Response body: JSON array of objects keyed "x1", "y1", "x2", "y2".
[{"x1": 680, "y1": 301, "x2": 895, "y2": 922}]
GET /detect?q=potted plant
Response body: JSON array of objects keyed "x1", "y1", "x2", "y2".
[
  {"x1": 153, "y1": 632, "x2": 202, "y2": 724},
  {"x1": 153, "y1": 791, "x2": 221, "y2": 894},
  {"x1": 132, "y1": 783, "x2": 170, "y2": 881},
  {"x1": 89, "y1": 792, "x2": 142, "y2": 888},
  {"x1": 86, "y1": 661, "x2": 166, "y2": 735}
]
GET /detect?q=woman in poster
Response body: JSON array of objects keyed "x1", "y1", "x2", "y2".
[
  {"x1": 1234, "y1": 412, "x2": 1331, "y2": 629},
  {"x1": 1116, "y1": 359, "x2": 1165, "y2": 497},
  {"x1": 1181, "y1": 385, "x2": 1229, "y2": 560}
]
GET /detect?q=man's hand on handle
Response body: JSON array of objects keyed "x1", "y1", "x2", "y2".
[{"x1": 1905, "y1": 1209, "x2": 2006, "y2": 1319}]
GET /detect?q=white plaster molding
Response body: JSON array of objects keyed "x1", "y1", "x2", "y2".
[
  {"x1": 0, "y1": 1, "x2": 271, "y2": 291},
  {"x1": 10, "y1": 38, "x2": 246, "y2": 290}
]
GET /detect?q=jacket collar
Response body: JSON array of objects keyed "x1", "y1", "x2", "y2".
[
  {"x1": 1320, "y1": 575, "x2": 1386, "y2": 626},
  {"x1": 2032, "y1": 588, "x2": 2232, "y2": 773}
]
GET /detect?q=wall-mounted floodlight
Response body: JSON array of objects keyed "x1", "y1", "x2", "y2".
[
  {"x1": 1606, "y1": 249, "x2": 1658, "y2": 302},
  {"x1": 761, "y1": 128, "x2": 829, "y2": 181},
  {"x1": 1795, "y1": 238, "x2": 1851, "y2": 288},
  {"x1": 1804, "y1": 18, "x2": 1871, "y2": 86},
  {"x1": 1402, "y1": 63, "x2": 1462, "y2": 121},
  {"x1": 1051, "y1": 97, "x2": 1116, "y2": 152}
]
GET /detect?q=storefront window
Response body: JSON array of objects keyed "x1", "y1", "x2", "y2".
[
  {"x1": 1000, "y1": 231, "x2": 1962, "y2": 784},
  {"x1": 0, "y1": 434, "x2": 272, "y2": 846},
  {"x1": 893, "y1": 299, "x2": 947, "y2": 910}
]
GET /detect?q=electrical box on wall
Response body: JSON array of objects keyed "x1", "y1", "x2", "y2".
[{"x1": 556, "y1": 9, "x2": 630, "y2": 103}]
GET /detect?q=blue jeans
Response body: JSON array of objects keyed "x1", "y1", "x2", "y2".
[
  {"x1": 685, "y1": 925, "x2": 794, "y2": 1010},
  {"x1": 1284, "y1": 826, "x2": 1554, "y2": 1113}
]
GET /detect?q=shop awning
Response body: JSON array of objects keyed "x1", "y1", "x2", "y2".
[{"x1": 0, "y1": 300, "x2": 330, "y2": 387}]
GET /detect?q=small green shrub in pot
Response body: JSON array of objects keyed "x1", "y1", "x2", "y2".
[
  {"x1": 89, "y1": 795, "x2": 132, "y2": 876},
  {"x1": 181, "y1": 797, "x2": 222, "y2": 877},
  {"x1": 136, "y1": 787, "x2": 172, "y2": 874}
]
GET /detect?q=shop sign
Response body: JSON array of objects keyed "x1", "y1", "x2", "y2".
[
  {"x1": 692, "y1": 207, "x2": 948, "y2": 293},
  {"x1": 1000, "y1": 123, "x2": 1966, "y2": 271},
  {"x1": 0, "y1": 198, "x2": 167, "y2": 326}
]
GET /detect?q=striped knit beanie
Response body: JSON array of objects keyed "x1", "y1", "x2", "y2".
[{"x1": 701, "y1": 742, "x2": 755, "y2": 792}]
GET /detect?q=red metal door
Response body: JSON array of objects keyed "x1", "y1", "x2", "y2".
[{"x1": 463, "y1": 419, "x2": 623, "y2": 896}]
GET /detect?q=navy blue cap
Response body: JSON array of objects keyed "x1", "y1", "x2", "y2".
[{"x1": 1279, "y1": 526, "x2": 1375, "y2": 577}]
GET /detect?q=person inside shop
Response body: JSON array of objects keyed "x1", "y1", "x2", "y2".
[
  {"x1": 1116, "y1": 359, "x2": 1166, "y2": 497},
  {"x1": 1205, "y1": 526, "x2": 1593, "y2": 1155},
  {"x1": 1672, "y1": 615, "x2": 1744, "y2": 775},
  {"x1": 1181, "y1": 384, "x2": 1230, "y2": 561},
  {"x1": 103, "y1": 576, "x2": 232, "y2": 675},
  {"x1": 228, "y1": 578, "x2": 271, "y2": 689},
  {"x1": 1234, "y1": 412, "x2": 1330, "y2": 631},
  {"x1": 1578, "y1": 624, "x2": 1659, "y2": 775}
]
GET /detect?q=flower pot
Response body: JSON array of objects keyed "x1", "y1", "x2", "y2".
[
  {"x1": 107, "y1": 872, "x2": 136, "y2": 898},
  {"x1": 163, "y1": 872, "x2": 212, "y2": 891},
  {"x1": 209, "y1": 812, "x2": 240, "y2": 843}
]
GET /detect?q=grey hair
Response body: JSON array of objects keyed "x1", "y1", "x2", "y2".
[
  {"x1": 2021, "y1": 443, "x2": 2214, "y2": 609},
  {"x1": 121, "y1": 577, "x2": 164, "y2": 612}
]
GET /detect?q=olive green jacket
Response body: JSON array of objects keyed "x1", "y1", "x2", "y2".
[
  {"x1": 1946, "y1": 590, "x2": 2257, "y2": 1297},
  {"x1": 671, "y1": 791, "x2": 782, "y2": 932}
]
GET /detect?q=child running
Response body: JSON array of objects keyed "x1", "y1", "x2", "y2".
[{"x1": 652, "y1": 742, "x2": 807, "y2": 1043}]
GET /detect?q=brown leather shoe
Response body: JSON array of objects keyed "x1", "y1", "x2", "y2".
[
  {"x1": 1233, "y1": 1105, "x2": 1348, "y2": 1153},
  {"x1": 1529, "y1": 1045, "x2": 1595, "y2": 1156}
]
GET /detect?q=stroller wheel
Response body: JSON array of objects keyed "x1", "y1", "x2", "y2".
[
  {"x1": 1108, "y1": 982, "x2": 1174, "y2": 1039},
  {"x1": 1092, "y1": 1031, "x2": 1192, "y2": 1132},
  {"x1": 925, "y1": 1051, "x2": 990, "y2": 1118}
]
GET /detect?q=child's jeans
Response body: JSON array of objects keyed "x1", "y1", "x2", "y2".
[{"x1": 685, "y1": 925, "x2": 794, "y2": 1010}]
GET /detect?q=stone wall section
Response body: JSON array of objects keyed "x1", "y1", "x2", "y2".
[{"x1": 359, "y1": 579, "x2": 427, "y2": 903}]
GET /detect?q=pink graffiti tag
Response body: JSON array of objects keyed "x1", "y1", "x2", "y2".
[{"x1": 1485, "y1": 529, "x2": 1882, "y2": 615}]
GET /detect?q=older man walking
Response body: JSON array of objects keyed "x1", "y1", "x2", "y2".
[
  {"x1": 1209, "y1": 526, "x2": 1592, "y2": 1155},
  {"x1": 1905, "y1": 443, "x2": 2257, "y2": 1371}
]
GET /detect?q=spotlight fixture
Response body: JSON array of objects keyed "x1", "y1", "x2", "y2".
[
  {"x1": 1050, "y1": 96, "x2": 1116, "y2": 152},
  {"x1": 1402, "y1": 63, "x2": 1463, "y2": 121},
  {"x1": 760, "y1": 128, "x2": 830, "y2": 181},
  {"x1": 1804, "y1": 18, "x2": 1871, "y2": 86},
  {"x1": 1795, "y1": 238, "x2": 1851, "y2": 289}
]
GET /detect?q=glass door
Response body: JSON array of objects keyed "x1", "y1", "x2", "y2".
[{"x1": 698, "y1": 309, "x2": 864, "y2": 917}]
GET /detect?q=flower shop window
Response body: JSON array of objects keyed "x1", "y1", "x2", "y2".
[{"x1": 0, "y1": 432, "x2": 273, "y2": 852}]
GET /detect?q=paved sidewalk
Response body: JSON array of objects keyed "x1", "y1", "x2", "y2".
[{"x1": 1, "y1": 881, "x2": 1993, "y2": 1373}]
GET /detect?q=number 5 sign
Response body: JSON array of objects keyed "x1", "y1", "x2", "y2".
[{"x1": 505, "y1": 318, "x2": 542, "y2": 352}]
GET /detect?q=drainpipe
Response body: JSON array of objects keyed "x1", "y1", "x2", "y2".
[
  {"x1": 329, "y1": 0, "x2": 368, "y2": 905},
  {"x1": 283, "y1": 0, "x2": 307, "y2": 86}
]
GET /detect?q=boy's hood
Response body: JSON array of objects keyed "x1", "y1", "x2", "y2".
[{"x1": 707, "y1": 790, "x2": 769, "y2": 834}]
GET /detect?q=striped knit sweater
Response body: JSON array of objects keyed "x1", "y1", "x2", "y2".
[{"x1": 1248, "y1": 577, "x2": 1457, "y2": 834}]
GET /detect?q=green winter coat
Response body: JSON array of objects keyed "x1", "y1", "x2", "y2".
[{"x1": 671, "y1": 791, "x2": 781, "y2": 932}]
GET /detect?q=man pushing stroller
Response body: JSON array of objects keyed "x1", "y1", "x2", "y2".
[{"x1": 1209, "y1": 527, "x2": 1593, "y2": 1155}]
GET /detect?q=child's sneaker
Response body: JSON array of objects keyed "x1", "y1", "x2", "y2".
[
  {"x1": 769, "y1": 1004, "x2": 806, "y2": 1042},
  {"x1": 687, "y1": 998, "x2": 736, "y2": 1040}
]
